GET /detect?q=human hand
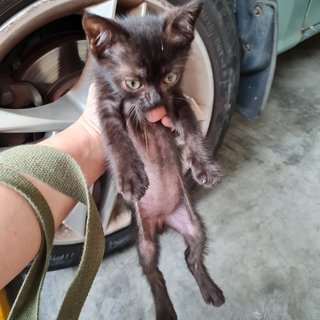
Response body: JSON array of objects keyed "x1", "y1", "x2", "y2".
[{"x1": 78, "y1": 83, "x2": 104, "y2": 140}]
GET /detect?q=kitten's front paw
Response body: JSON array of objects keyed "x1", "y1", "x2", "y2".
[
  {"x1": 191, "y1": 160, "x2": 221, "y2": 188},
  {"x1": 117, "y1": 160, "x2": 149, "y2": 201}
]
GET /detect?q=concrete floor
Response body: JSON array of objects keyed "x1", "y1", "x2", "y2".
[{"x1": 41, "y1": 34, "x2": 320, "y2": 320}]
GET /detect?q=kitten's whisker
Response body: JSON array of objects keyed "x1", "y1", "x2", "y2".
[
  {"x1": 129, "y1": 107, "x2": 141, "y2": 134},
  {"x1": 144, "y1": 128, "x2": 149, "y2": 152},
  {"x1": 173, "y1": 97, "x2": 188, "y2": 102},
  {"x1": 128, "y1": 106, "x2": 139, "y2": 133},
  {"x1": 172, "y1": 65, "x2": 187, "y2": 68}
]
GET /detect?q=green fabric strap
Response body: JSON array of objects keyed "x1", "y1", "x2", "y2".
[
  {"x1": 0, "y1": 145, "x2": 105, "y2": 320},
  {"x1": 0, "y1": 167, "x2": 54, "y2": 320}
]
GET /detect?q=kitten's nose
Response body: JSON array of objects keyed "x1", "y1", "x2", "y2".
[{"x1": 148, "y1": 91, "x2": 162, "y2": 108}]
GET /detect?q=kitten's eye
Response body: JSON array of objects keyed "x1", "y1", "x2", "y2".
[
  {"x1": 163, "y1": 72, "x2": 178, "y2": 85},
  {"x1": 125, "y1": 79, "x2": 141, "y2": 90}
]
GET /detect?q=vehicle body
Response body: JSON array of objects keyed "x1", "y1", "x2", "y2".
[
  {"x1": 278, "y1": 0, "x2": 320, "y2": 54},
  {"x1": 236, "y1": 0, "x2": 320, "y2": 118},
  {"x1": 0, "y1": 0, "x2": 319, "y2": 271}
]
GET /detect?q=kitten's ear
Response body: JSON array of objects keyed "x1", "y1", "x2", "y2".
[
  {"x1": 82, "y1": 13, "x2": 129, "y2": 58},
  {"x1": 163, "y1": 1, "x2": 202, "y2": 46}
]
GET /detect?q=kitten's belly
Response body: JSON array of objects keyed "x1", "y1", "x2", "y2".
[
  {"x1": 139, "y1": 163, "x2": 182, "y2": 217},
  {"x1": 129, "y1": 124, "x2": 183, "y2": 217}
]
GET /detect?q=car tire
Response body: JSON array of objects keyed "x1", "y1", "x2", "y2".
[
  {"x1": 0, "y1": 0, "x2": 240, "y2": 272},
  {"x1": 1, "y1": 0, "x2": 239, "y2": 152},
  {"x1": 171, "y1": 0, "x2": 240, "y2": 152}
]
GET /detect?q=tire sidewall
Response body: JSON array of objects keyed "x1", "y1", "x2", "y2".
[{"x1": 171, "y1": 0, "x2": 240, "y2": 153}]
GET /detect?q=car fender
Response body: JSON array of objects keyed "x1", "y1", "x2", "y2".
[{"x1": 235, "y1": 0, "x2": 277, "y2": 118}]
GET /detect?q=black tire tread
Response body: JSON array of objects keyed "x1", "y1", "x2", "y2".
[
  {"x1": 0, "y1": 0, "x2": 36, "y2": 25},
  {"x1": 199, "y1": 0, "x2": 240, "y2": 153}
]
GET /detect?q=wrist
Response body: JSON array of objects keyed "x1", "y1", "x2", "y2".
[{"x1": 39, "y1": 119, "x2": 106, "y2": 186}]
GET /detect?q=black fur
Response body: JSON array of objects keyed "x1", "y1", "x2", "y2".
[{"x1": 83, "y1": 3, "x2": 224, "y2": 319}]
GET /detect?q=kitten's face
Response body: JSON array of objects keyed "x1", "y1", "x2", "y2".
[{"x1": 83, "y1": 2, "x2": 202, "y2": 121}]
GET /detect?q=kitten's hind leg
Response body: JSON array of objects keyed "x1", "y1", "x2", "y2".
[
  {"x1": 134, "y1": 204, "x2": 177, "y2": 320},
  {"x1": 165, "y1": 200, "x2": 225, "y2": 307}
]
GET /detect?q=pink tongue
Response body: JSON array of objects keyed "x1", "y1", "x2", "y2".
[
  {"x1": 146, "y1": 106, "x2": 174, "y2": 129},
  {"x1": 146, "y1": 106, "x2": 167, "y2": 123}
]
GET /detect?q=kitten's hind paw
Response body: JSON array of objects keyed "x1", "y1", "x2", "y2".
[
  {"x1": 201, "y1": 281, "x2": 225, "y2": 307},
  {"x1": 191, "y1": 161, "x2": 222, "y2": 188}
]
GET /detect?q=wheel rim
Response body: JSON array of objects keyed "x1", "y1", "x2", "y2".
[{"x1": 0, "y1": 0, "x2": 214, "y2": 244}]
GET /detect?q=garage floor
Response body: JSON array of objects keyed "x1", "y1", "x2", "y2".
[{"x1": 40, "y1": 34, "x2": 320, "y2": 320}]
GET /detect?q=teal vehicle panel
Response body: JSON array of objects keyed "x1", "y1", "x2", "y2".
[
  {"x1": 303, "y1": 0, "x2": 320, "y2": 28},
  {"x1": 277, "y1": 0, "x2": 310, "y2": 54}
]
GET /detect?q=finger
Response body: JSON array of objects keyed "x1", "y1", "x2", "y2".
[{"x1": 161, "y1": 115, "x2": 174, "y2": 130}]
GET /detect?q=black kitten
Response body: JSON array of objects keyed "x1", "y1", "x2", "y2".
[{"x1": 83, "y1": 3, "x2": 224, "y2": 319}]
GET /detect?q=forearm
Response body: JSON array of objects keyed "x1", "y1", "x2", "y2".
[{"x1": 0, "y1": 119, "x2": 106, "y2": 288}]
